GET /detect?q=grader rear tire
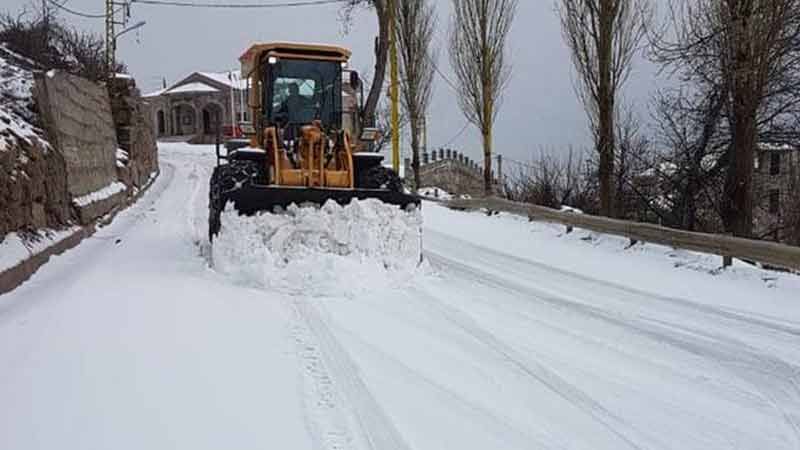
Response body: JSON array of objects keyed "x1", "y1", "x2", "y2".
[
  {"x1": 358, "y1": 166, "x2": 404, "y2": 193},
  {"x1": 208, "y1": 160, "x2": 263, "y2": 241}
]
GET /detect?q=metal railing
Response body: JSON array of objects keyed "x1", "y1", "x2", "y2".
[{"x1": 443, "y1": 196, "x2": 800, "y2": 272}]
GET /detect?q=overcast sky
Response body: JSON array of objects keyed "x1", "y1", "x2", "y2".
[{"x1": 3, "y1": 0, "x2": 660, "y2": 165}]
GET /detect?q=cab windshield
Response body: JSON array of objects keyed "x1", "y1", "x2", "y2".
[{"x1": 266, "y1": 58, "x2": 342, "y2": 129}]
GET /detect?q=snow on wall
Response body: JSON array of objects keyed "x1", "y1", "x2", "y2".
[
  {"x1": 212, "y1": 199, "x2": 423, "y2": 297},
  {"x1": 0, "y1": 44, "x2": 44, "y2": 151},
  {"x1": 72, "y1": 181, "x2": 127, "y2": 208},
  {"x1": 0, "y1": 45, "x2": 73, "y2": 237}
]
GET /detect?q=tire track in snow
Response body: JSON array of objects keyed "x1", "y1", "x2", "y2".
[
  {"x1": 322, "y1": 311, "x2": 571, "y2": 450},
  {"x1": 292, "y1": 299, "x2": 411, "y2": 450},
  {"x1": 426, "y1": 229, "x2": 800, "y2": 339},
  {"x1": 425, "y1": 249, "x2": 800, "y2": 448},
  {"x1": 403, "y1": 278, "x2": 659, "y2": 450}
]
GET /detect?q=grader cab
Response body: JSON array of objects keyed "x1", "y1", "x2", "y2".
[{"x1": 208, "y1": 42, "x2": 418, "y2": 240}]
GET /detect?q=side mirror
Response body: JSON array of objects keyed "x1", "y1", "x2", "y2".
[{"x1": 350, "y1": 71, "x2": 361, "y2": 90}]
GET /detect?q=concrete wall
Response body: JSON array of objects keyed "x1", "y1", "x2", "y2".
[
  {"x1": 33, "y1": 71, "x2": 119, "y2": 199},
  {"x1": 754, "y1": 147, "x2": 800, "y2": 244}
]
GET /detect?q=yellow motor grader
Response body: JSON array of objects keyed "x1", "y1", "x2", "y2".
[{"x1": 209, "y1": 42, "x2": 418, "y2": 240}]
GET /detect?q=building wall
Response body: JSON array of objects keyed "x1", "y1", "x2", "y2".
[
  {"x1": 753, "y1": 147, "x2": 800, "y2": 243},
  {"x1": 147, "y1": 74, "x2": 247, "y2": 142}
]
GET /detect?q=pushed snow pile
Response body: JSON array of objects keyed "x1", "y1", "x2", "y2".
[{"x1": 212, "y1": 199, "x2": 422, "y2": 297}]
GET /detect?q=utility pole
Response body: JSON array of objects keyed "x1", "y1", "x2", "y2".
[
  {"x1": 106, "y1": 1, "x2": 142, "y2": 79},
  {"x1": 105, "y1": 0, "x2": 115, "y2": 76},
  {"x1": 41, "y1": 0, "x2": 48, "y2": 54},
  {"x1": 388, "y1": 0, "x2": 400, "y2": 173}
]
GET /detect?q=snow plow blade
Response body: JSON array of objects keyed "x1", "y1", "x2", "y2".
[{"x1": 225, "y1": 185, "x2": 421, "y2": 216}]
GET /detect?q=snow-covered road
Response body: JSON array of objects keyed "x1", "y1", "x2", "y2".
[{"x1": 2, "y1": 143, "x2": 799, "y2": 450}]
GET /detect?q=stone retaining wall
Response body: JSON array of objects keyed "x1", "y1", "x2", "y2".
[
  {"x1": 0, "y1": 135, "x2": 71, "y2": 236},
  {"x1": 109, "y1": 77, "x2": 159, "y2": 190}
]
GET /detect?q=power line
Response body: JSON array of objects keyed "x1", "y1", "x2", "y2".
[
  {"x1": 46, "y1": 0, "x2": 106, "y2": 18},
  {"x1": 130, "y1": 0, "x2": 344, "y2": 8},
  {"x1": 426, "y1": 52, "x2": 458, "y2": 93},
  {"x1": 437, "y1": 120, "x2": 470, "y2": 149},
  {"x1": 503, "y1": 156, "x2": 542, "y2": 171}
]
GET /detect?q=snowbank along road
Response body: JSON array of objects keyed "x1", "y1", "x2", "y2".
[{"x1": 2, "y1": 143, "x2": 800, "y2": 450}]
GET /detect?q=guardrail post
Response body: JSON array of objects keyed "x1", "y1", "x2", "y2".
[{"x1": 723, "y1": 233, "x2": 733, "y2": 268}]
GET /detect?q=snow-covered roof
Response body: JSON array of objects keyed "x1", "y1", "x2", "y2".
[
  {"x1": 198, "y1": 70, "x2": 247, "y2": 90},
  {"x1": 758, "y1": 142, "x2": 796, "y2": 152},
  {"x1": 639, "y1": 162, "x2": 678, "y2": 178},
  {"x1": 164, "y1": 82, "x2": 219, "y2": 95},
  {"x1": 143, "y1": 87, "x2": 166, "y2": 98},
  {"x1": 144, "y1": 70, "x2": 246, "y2": 98}
]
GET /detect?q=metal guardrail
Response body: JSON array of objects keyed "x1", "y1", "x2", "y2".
[{"x1": 443, "y1": 196, "x2": 800, "y2": 272}]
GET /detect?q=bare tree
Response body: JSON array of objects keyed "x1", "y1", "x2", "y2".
[
  {"x1": 559, "y1": 0, "x2": 651, "y2": 217},
  {"x1": 1, "y1": 10, "x2": 124, "y2": 81},
  {"x1": 613, "y1": 103, "x2": 654, "y2": 220},
  {"x1": 396, "y1": 0, "x2": 436, "y2": 189},
  {"x1": 503, "y1": 148, "x2": 597, "y2": 212},
  {"x1": 449, "y1": 0, "x2": 517, "y2": 196},
  {"x1": 652, "y1": 0, "x2": 800, "y2": 239},
  {"x1": 342, "y1": 0, "x2": 390, "y2": 128}
]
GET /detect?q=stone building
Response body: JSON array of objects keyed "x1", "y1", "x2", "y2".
[
  {"x1": 754, "y1": 143, "x2": 800, "y2": 244},
  {"x1": 144, "y1": 71, "x2": 247, "y2": 143}
]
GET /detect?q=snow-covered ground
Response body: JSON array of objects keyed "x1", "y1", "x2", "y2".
[
  {"x1": 1, "y1": 142, "x2": 799, "y2": 450},
  {"x1": 0, "y1": 227, "x2": 82, "y2": 274}
]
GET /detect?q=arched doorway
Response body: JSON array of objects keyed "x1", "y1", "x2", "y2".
[
  {"x1": 202, "y1": 103, "x2": 223, "y2": 135},
  {"x1": 171, "y1": 103, "x2": 196, "y2": 136},
  {"x1": 156, "y1": 110, "x2": 166, "y2": 136}
]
